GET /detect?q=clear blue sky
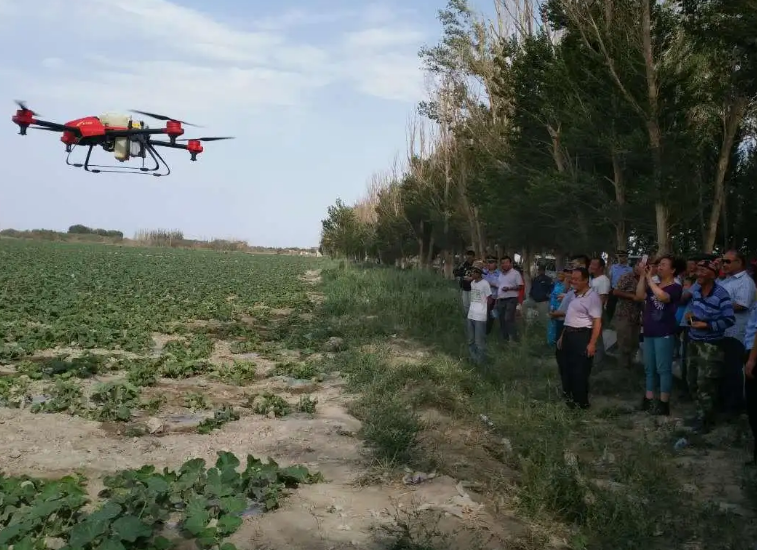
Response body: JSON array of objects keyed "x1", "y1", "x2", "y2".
[{"x1": 0, "y1": 0, "x2": 492, "y2": 247}]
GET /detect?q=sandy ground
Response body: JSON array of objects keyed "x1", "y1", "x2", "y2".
[{"x1": 0, "y1": 366, "x2": 524, "y2": 550}]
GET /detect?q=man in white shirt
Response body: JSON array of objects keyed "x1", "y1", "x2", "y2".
[
  {"x1": 557, "y1": 267, "x2": 603, "y2": 409},
  {"x1": 589, "y1": 257, "x2": 610, "y2": 367},
  {"x1": 496, "y1": 256, "x2": 524, "y2": 342},
  {"x1": 467, "y1": 261, "x2": 491, "y2": 365}
]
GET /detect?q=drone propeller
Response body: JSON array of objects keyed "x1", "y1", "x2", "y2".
[
  {"x1": 130, "y1": 110, "x2": 200, "y2": 127},
  {"x1": 176, "y1": 136, "x2": 234, "y2": 142},
  {"x1": 14, "y1": 100, "x2": 40, "y2": 115}
]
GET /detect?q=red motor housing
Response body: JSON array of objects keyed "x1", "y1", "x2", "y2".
[
  {"x1": 166, "y1": 120, "x2": 184, "y2": 143},
  {"x1": 186, "y1": 139, "x2": 203, "y2": 161},
  {"x1": 12, "y1": 109, "x2": 34, "y2": 134}
]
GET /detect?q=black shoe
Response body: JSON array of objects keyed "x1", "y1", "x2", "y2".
[
  {"x1": 641, "y1": 397, "x2": 653, "y2": 412},
  {"x1": 656, "y1": 401, "x2": 670, "y2": 416}
]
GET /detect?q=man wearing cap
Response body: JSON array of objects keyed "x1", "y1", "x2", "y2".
[
  {"x1": 467, "y1": 261, "x2": 491, "y2": 365},
  {"x1": 607, "y1": 250, "x2": 632, "y2": 323},
  {"x1": 454, "y1": 250, "x2": 476, "y2": 316},
  {"x1": 682, "y1": 257, "x2": 736, "y2": 431}
]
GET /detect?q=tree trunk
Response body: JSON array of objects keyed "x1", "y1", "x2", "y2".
[
  {"x1": 704, "y1": 96, "x2": 749, "y2": 253},
  {"x1": 443, "y1": 250, "x2": 454, "y2": 279},
  {"x1": 548, "y1": 124, "x2": 565, "y2": 173},
  {"x1": 426, "y1": 235, "x2": 435, "y2": 267},
  {"x1": 610, "y1": 147, "x2": 627, "y2": 250}
]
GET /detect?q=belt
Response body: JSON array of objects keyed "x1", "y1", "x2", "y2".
[{"x1": 563, "y1": 326, "x2": 591, "y2": 333}]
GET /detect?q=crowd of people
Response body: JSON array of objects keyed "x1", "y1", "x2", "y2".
[{"x1": 455, "y1": 249, "x2": 757, "y2": 464}]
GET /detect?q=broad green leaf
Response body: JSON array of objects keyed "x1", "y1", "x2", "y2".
[
  {"x1": 68, "y1": 517, "x2": 109, "y2": 548},
  {"x1": 111, "y1": 515, "x2": 152, "y2": 542},
  {"x1": 216, "y1": 514, "x2": 243, "y2": 535},
  {"x1": 98, "y1": 537, "x2": 127, "y2": 550}
]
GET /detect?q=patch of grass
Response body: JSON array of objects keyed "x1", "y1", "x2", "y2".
[
  {"x1": 352, "y1": 392, "x2": 422, "y2": 464},
  {"x1": 16, "y1": 353, "x2": 108, "y2": 380},
  {"x1": 296, "y1": 395, "x2": 318, "y2": 414},
  {"x1": 274, "y1": 360, "x2": 318, "y2": 380},
  {"x1": 90, "y1": 380, "x2": 140, "y2": 422},
  {"x1": 197, "y1": 405, "x2": 240, "y2": 434},
  {"x1": 183, "y1": 391, "x2": 210, "y2": 411},
  {"x1": 212, "y1": 360, "x2": 256, "y2": 385},
  {"x1": 124, "y1": 357, "x2": 160, "y2": 387},
  {"x1": 139, "y1": 394, "x2": 166, "y2": 415},
  {"x1": 245, "y1": 392, "x2": 290, "y2": 417}
]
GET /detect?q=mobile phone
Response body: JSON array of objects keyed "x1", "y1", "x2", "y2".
[{"x1": 641, "y1": 254, "x2": 648, "y2": 265}]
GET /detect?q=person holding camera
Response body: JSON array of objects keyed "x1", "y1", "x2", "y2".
[{"x1": 635, "y1": 255, "x2": 683, "y2": 415}]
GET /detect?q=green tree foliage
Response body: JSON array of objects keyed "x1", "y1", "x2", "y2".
[{"x1": 320, "y1": 0, "x2": 757, "y2": 263}]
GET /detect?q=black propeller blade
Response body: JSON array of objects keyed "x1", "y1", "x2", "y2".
[
  {"x1": 130, "y1": 110, "x2": 200, "y2": 127},
  {"x1": 14, "y1": 100, "x2": 40, "y2": 115},
  {"x1": 176, "y1": 136, "x2": 234, "y2": 142}
]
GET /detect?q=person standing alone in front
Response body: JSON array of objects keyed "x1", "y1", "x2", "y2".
[
  {"x1": 557, "y1": 267, "x2": 603, "y2": 409},
  {"x1": 496, "y1": 256, "x2": 524, "y2": 343},
  {"x1": 466, "y1": 261, "x2": 491, "y2": 365},
  {"x1": 454, "y1": 250, "x2": 475, "y2": 316}
]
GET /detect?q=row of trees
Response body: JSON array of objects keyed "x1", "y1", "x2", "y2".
[{"x1": 320, "y1": 0, "x2": 756, "y2": 275}]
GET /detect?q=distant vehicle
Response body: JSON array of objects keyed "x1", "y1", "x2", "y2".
[{"x1": 11, "y1": 100, "x2": 233, "y2": 176}]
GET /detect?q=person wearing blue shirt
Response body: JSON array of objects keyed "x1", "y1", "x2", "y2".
[
  {"x1": 483, "y1": 257, "x2": 501, "y2": 334},
  {"x1": 744, "y1": 303, "x2": 757, "y2": 464},
  {"x1": 682, "y1": 258, "x2": 736, "y2": 431}
]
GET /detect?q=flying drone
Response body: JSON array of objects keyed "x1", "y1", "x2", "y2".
[{"x1": 10, "y1": 100, "x2": 233, "y2": 176}]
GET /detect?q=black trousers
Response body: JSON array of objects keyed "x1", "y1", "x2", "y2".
[
  {"x1": 558, "y1": 326, "x2": 593, "y2": 408},
  {"x1": 722, "y1": 337, "x2": 745, "y2": 414},
  {"x1": 606, "y1": 294, "x2": 618, "y2": 324},
  {"x1": 745, "y1": 352, "x2": 757, "y2": 461}
]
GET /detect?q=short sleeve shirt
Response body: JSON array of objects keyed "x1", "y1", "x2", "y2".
[
  {"x1": 468, "y1": 279, "x2": 492, "y2": 322},
  {"x1": 564, "y1": 289, "x2": 603, "y2": 328},
  {"x1": 497, "y1": 269, "x2": 523, "y2": 299}
]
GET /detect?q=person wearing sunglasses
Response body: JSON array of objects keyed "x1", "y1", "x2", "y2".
[{"x1": 720, "y1": 251, "x2": 757, "y2": 420}]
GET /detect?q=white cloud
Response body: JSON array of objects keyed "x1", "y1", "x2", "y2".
[
  {"x1": 344, "y1": 27, "x2": 426, "y2": 50},
  {"x1": 1, "y1": 0, "x2": 429, "y2": 123}
]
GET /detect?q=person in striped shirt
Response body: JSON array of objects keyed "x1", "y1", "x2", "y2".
[{"x1": 682, "y1": 257, "x2": 736, "y2": 431}]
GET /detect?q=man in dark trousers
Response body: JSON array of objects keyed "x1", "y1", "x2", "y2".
[
  {"x1": 556, "y1": 267, "x2": 603, "y2": 409},
  {"x1": 529, "y1": 264, "x2": 554, "y2": 318},
  {"x1": 453, "y1": 250, "x2": 476, "y2": 316}
]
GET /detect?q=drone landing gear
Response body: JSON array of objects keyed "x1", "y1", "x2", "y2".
[{"x1": 66, "y1": 143, "x2": 171, "y2": 177}]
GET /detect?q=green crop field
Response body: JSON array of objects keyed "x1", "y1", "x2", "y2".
[
  {"x1": 0, "y1": 239, "x2": 323, "y2": 359},
  {"x1": 0, "y1": 239, "x2": 331, "y2": 550}
]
